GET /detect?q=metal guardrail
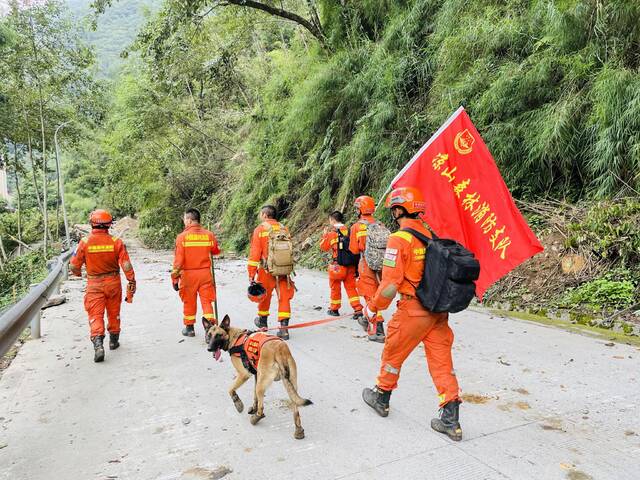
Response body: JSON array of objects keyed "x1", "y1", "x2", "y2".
[{"x1": 0, "y1": 247, "x2": 75, "y2": 358}]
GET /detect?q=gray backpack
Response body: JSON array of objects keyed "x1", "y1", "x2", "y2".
[{"x1": 363, "y1": 221, "x2": 390, "y2": 272}]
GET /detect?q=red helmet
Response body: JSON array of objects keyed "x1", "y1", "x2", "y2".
[
  {"x1": 90, "y1": 209, "x2": 113, "y2": 227},
  {"x1": 248, "y1": 282, "x2": 267, "y2": 303},
  {"x1": 354, "y1": 195, "x2": 375, "y2": 215},
  {"x1": 385, "y1": 187, "x2": 425, "y2": 214}
]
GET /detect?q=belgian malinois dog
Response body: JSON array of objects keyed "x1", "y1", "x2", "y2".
[{"x1": 204, "y1": 315, "x2": 312, "y2": 439}]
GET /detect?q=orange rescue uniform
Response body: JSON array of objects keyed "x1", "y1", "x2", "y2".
[
  {"x1": 172, "y1": 225, "x2": 221, "y2": 326},
  {"x1": 349, "y1": 215, "x2": 383, "y2": 324},
  {"x1": 319, "y1": 225, "x2": 362, "y2": 313},
  {"x1": 248, "y1": 219, "x2": 295, "y2": 321},
  {"x1": 369, "y1": 218, "x2": 460, "y2": 407},
  {"x1": 70, "y1": 230, "x2": 136, "y2": 338}
]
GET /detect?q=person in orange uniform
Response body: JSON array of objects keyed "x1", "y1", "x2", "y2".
[
  {"x1": 349, "y1": 195, "x2": 385, "y2": 342},
  {"x1": 248, "y1": 205, "x2": 295, "y2": 340},
  {"x1": 319, "y1": 211, "x2": 362, "y2": 317},
  {"x1": 171, "y1": 208, "x2": 221, "y2": 337},
  {"x1": 70, "y1": 209, "x2": 136, "y2": 363},
  {"x1": 361, "y1": 187, "x2": 463, "y2": 441}
]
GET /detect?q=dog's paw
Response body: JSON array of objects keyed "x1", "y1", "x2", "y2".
[
  {"x1": 230, "y1": 392, "x2": 244, "y2": 413},
  {"x1": 294, "y1": 427, "x2": 305, "y2": 440},
  {"x1": 250, "y1": 414, "x2": 265, "y2": 425}
]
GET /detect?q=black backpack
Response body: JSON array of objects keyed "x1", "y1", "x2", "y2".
[
  {"x1": 336, "y1": 229, "x2": 359, "y2": 267},
  {"x1": 401, "y1": 228, "x2": 480, "y2": 313}
]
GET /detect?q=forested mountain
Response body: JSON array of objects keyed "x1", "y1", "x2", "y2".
[{"x1": 65, "y1": 0, "x2": 158, "y2": 77}]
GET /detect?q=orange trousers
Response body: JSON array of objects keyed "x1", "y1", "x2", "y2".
[
  {"x1": 256, "y1": 268, "x2": 294, "y2": 320},
  {"x1": 357, "y1": 259, "x2": 383, "y2": 331},
  {"x1": 179, "y1": 268, "x2": 216, "y2": 326},
  {"x1": 328, "y1": 264, "x2": 362, "y2": 312},
  {"x1": 84, "y1": 276, "x2": 122, "y2": 338},
  {"x1": 356, "y1": 259, "x2": 379, "y2": 300},
  {"x1": 377, "y1": 298, "x2": 460, "y2": 406}
]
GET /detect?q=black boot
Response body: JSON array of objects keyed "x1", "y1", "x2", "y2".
[
  {"x1": 362, "y1": 386, "x2": 391, "y2": 417},
  {"x1": 327, "y1": 309, "x2": 340, "y2": 317},
  {"x1": 91, "y1": 336, "x2": 105, "y2": 363},
  {"x1": 431, "y1": 400, "x2": 462, "y2": 441},
  {"x1": 368, "y1": 320, "x2": 385, "y2": 343},
  {"x1": 354, "y1": 311, "x2": 368, "y2": 330},
  {"x1": 277, "y1": 319, "x2": 290, "y2": 340},
  {"x1": 109, "y1": 333, "x2": 120, "y2": 350},
  {"x1": 182, "y1": 324, "x2": 195, "y2": 337},
  {"x1": 254, "y1": 316, "x2": 268, "y2": 329}
]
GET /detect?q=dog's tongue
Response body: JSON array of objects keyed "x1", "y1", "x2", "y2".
[{"x1": 213, "y1": 349, "x2": 221, "y2": 361}]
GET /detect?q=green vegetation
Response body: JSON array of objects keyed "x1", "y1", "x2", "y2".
[
  {"x1": 0, "y1": 1, "x2": 103, "y2": 305},
  {"x1": 1, "y1": 1, "x2": 638, "y2": 320},
  {"x1": 563, "y1": 277, "x2": 636, "y2": 310},
  {"x1": 566, "y1": 199, "x2": 640, "y2": 266},
  {"x1": 85, "y1": 0, "x2": 640, "y2": 251},
  {"x1": 0, "y1": 250, "x2": 50, "y2": 309}
]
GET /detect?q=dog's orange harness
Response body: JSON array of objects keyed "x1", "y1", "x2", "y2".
[{"x1": 229, "y1": 331, "x2": 281, "y2": 375}]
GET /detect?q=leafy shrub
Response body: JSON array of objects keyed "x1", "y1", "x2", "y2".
[
  {"x1": 563, "y1": 278, "x2": 635, "y2": 310},
  {"x1": 0, "y1": 250, "x2": 51, "y2": 309},
  {"x1": 138, "y1": 206, "x2": 182, "y2": 249},
  {"x1": 567, "y1": 199, "x2": 640, "y2": 266}
]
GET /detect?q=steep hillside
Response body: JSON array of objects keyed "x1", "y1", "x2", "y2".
[{"x1": 61, "y1": 0, "x2": 639, "y2": 326}]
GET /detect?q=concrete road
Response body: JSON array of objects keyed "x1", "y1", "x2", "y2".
[{"x1": 1, "y1": 243, "x2": 639, "y2": 480}]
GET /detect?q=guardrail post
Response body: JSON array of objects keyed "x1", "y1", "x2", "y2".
[
  {"x1": 46, "y1": 260, "x2": 61, "y2": 294},
  {"x1": 29, "y1": 283, "x2": 41, "y2": 340}
]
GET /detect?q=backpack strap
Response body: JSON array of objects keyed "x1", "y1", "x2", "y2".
[{"x1": 401, "y1": 228, "x2": 433, "y2": 246}]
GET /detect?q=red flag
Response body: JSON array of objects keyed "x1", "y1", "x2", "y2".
[{"x1": 389, "y1": 107, "x2": 543, "y2": 299}]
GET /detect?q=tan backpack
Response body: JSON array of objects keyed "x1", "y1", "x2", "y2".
[{"x1": 265, "y1": 223, "x2": 294, "y2": 276}]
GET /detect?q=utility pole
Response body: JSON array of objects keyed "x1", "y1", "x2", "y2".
[{"x1": 54, "y1": 122, "x2": 71, "y2": 248}]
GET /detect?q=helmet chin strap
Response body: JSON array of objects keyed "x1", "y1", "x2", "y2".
[{"x1": 391, "y1": 207, "x2": 414, "y2": 226}]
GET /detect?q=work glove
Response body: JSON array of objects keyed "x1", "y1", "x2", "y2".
[
  {"x1": 125, "y1": 280, "x2": 136, "y2": 304},
  {"x1": 172, "y1": 280, "x2": 180, "y2": 292},
  {"x1": 364, "y1": 304, "x2": 377, "y2": 323}
]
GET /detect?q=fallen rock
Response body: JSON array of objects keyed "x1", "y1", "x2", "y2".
[
  {"x1": 181, "y1": 466, "x2": 232, "y2": 480},
  {"x1": 300, "y1": 237, "x2": 314, "y2": 252},
  {"x1": 561, "y1": 254, "x2": 586, "y2": 274},
  {"x1": 42, "y1": 295, "x2": 67, "y2": 310}
]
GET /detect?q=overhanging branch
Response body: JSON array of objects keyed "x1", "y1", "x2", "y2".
[{"x1": 223, "y1": 0, "x2": 327, "y2": 48}]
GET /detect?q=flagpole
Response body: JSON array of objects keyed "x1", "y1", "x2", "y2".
[{"x1": 376, "y1": 106, "x2": 465, "y2": 209}]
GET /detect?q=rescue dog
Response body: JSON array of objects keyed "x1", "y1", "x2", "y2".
[{"x1": 203, "y1": 315, "x2": 312, "y2": 439}]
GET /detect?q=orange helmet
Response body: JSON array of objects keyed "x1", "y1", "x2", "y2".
[
  {"x1": 248, "y1": 282, "x2": 267, "y2": 303},
  {"x1": 90, "y1": 209, "x2": 113, "y2": 227},
  {"x1": 354, "y1": 195, "x2": 375, "y2": 215},
  {"x1": 385, "y1": 187, "x2": 426, "y2": 214}
]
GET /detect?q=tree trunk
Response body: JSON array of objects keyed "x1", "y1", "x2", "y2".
[
  {"x1": 38, "y1": 84, "x2": 48, "y2": 257},
  {"x1": 12, "y1": 143, "x2": 23, "y2": 256},
  {"x1": 25, "y1": 118, "x2": 44, "y2": 214},
  {"x1": 29, "y1": 14, "x2": 48, "y2": 257}
]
